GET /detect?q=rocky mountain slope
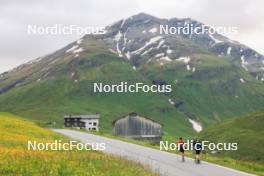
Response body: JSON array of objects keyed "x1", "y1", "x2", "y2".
[{"x1": 99, "y1": 13, "x2": 264, "y2": 80}]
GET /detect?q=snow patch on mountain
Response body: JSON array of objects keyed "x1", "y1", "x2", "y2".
[
  {"x1": 227, "y1": 47, "x2": 232, "y2": 55},
  {"x1": 176, "y1": 56, "x2": 191, "y2": 64},
  {"x1": 73, "y1": 48, "x2": 84, "y2": 54},
  {"x1": 210, "y1": 34, "x2": 223, "y2": 44},
  {"x1": 76, "y1": 39, "x2": 83, "y2": 44},
  {"x1": 241, "y1": 56, "x2": 247, "y2": 64},
  {"x1": 109, "y1": 49, "x2": 117, "y2": 54},
  {"x1": 240, "y1": 56, "x2": 249, "y2": 71},
  {"x1": 142, "y1": 47, "x2": 153, "y2": 56},
  {"x1": 158, "y1": 56, "x2": 172, "y2": 62},
  {"x1": 155, "y1": 53, "x2": 165, "y2": 58},
  {"x1": 157, "y1": 40, "x2": 165, "y2": 48},
  {"x1": 240, "y1": 78, "x2": 245, "y2": 83},
  {"x1": 149, "y1": 27, "x2": 157, "y2": 33},
  {"x1": 188, "y1": 119, "x2": 203, "y2": 132},
  {"x1": 166, "y1": 49, "x2": 173, "y2": 54},
  {"x1": 116, "y1": 42, "x2": 123, "y2": 57},
  {"x1": 168, "y1": 98, "x2": 175, "y2": 105},
  {"x1": 242, "y1": 65, "x2": 249, "y2": 71},
  {"x1": 113, "y1": 31, "x2": 123, "y2": 57},
  {"x1": 148, "y1": 36, "x2": 163, "y2": 44},
  {"x1": 66, "y1": 45, "x2": 79, "y2": 53},
  {"x1": 125, "y1": 52, "x2": 131, "y2": 60},
  {"x1": 121, "y1": 19, "x2": 126, "y2": 28},
  {"x1": 114, "y1": 31, "x2": 122, "y2": 41},
  {"x1": 186, "y1": 65, "x2": 191, "y2": 71},
  {"x1": 131, "y1": 36, "x2": 163, "y2": 55}
]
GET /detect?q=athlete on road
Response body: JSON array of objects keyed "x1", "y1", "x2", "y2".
[
  {"x1": 193, "y1": 139, "x2": 202, "y2": 164},
  {"x1": 177, "y1": 137, "x2": 185, "y2": 162}
]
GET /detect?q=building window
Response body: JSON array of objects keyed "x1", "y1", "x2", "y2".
[
  {"x1": 93, "y1": 122, "x2": 97, "y2": 126},
  {"x1": 92, "y1": 128, "x2": 96, "y2": 131}
]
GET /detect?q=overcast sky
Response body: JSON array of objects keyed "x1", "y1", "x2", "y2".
[{"x1": 0, "y1": 0, "x2": 263, "y2": 73}]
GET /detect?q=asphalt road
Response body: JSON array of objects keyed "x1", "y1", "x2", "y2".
[{"x1": 53, "y1": 129, "x2": 254, "y2": 176}]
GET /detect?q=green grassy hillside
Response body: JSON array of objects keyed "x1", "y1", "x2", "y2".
[
  {"x1": 140, "y1": 53, "x2": 264, "y2": 126},
  {"x1": 0, "y1": 112, "x2": 158, "y2": 176},
  {"x1": 0, "y1": 54, "x2": 195, "y2": 138},
  {"x1": 0, "y1": 37, "x2": 264, "y2": 139},
  {"x1": 199, "y1": 112, "x2": 264, "y2": 163}
]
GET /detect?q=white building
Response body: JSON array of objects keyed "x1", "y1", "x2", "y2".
[{"x1": 64, "y1": 114, "x2": 100, "y2": 131}]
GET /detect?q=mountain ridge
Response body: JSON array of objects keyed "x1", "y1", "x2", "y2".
[
  {"x1": 1, "y1": 13, "x2": 264, "y2": 80},
  {"x1": 99, "y1": 13, "x2": 264, "y2": 80}
]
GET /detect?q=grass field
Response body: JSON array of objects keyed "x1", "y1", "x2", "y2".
[{"x1": 0, "y1": 112, "x2": 159, "y2": 176}]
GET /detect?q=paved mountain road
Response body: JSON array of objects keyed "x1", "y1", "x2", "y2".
[{"x1": 53, "y1": 129, "x2": 254, "y2": 176}]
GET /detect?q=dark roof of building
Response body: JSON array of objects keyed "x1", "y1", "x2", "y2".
[
  {"x1": 64, "y1": 114, "x2": 100, "y2": 119},
  {"x1": 112, "y1": 112, "x2": 163, "y2": 126}
]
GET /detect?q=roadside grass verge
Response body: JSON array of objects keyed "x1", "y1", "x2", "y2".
[{"x1": 0, "y1": 112, "x2": 159, "y2": 176}]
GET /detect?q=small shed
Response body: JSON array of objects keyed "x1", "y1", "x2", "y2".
[
  {"x1": 112, "y1": 112, "x2": 163, "y2": 143},
  {"x1": 64, "y1": 114, "x2": 100, "y2": 131}
]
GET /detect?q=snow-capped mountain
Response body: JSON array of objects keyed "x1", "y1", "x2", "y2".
[{"x1": 95, "y1": 13, "x2": 264, "y2": 80}]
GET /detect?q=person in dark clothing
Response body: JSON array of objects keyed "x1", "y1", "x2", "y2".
[
  {"x1": 193, "y1": 139, "x2": 202, "y2": 164},
  {"x1": 177, "y1": 137, "x2": 185, "y2": 162}
]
